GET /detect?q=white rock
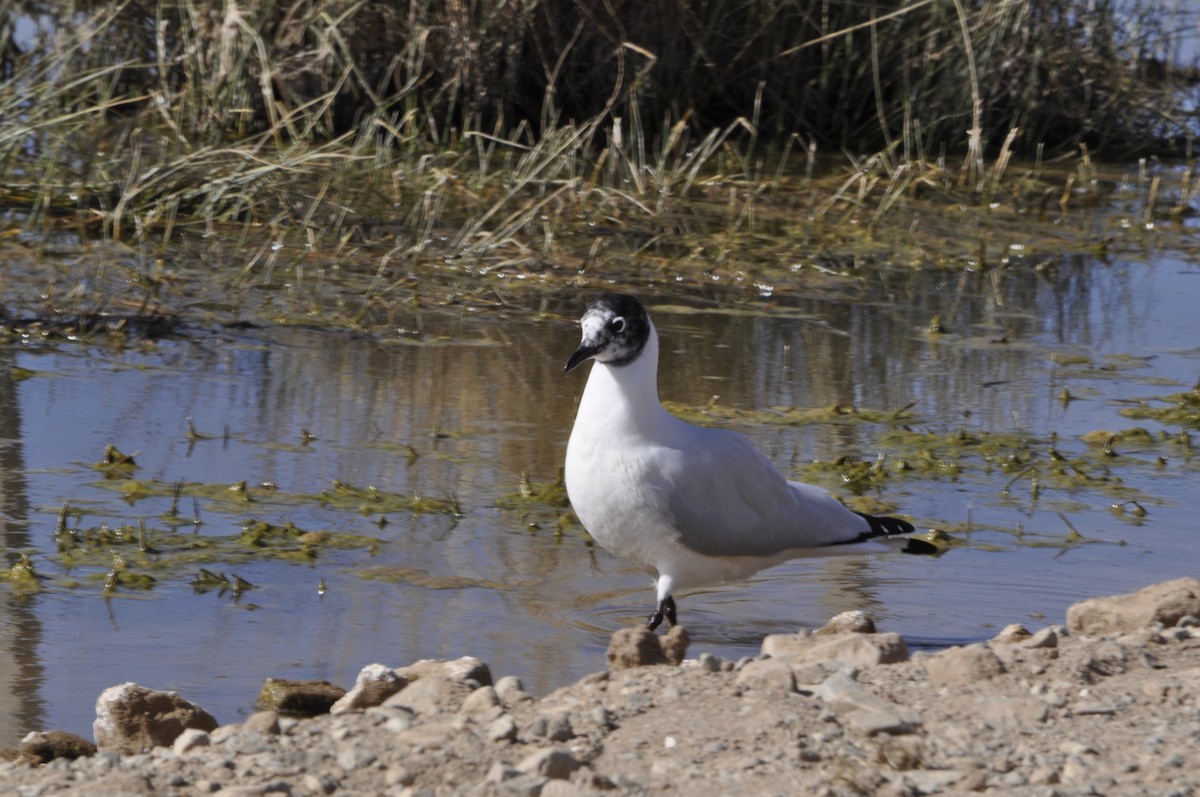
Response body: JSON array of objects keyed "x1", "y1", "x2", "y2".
[
  {"x1": 735, "y1": 658, "x2": 797, "y2": 693},
  {"x1": 330, "y1": 663, "x2": 407, "y2": 714},
  {"x1": 171, "y1": 728, "x2": 210, "y2": 755},
  {"x1": 923, "y1": 644, "x2": 1006, "y2": 685}
]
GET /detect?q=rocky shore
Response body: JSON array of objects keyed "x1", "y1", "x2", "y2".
[{"x1": 3, "y1": 578, "x2": 1199, "y2": 797}]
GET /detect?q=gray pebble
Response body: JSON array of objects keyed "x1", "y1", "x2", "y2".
[
  {"x1": 487, "y1": 715, "x2": 518, "y2": 743},
  {"x1": 516, "y1": 746, "x2": 577, "y2": 780}
]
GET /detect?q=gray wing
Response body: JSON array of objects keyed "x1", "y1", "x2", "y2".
[{"x1": 649, "y1": 426, "x2": 867, "y2": 557}]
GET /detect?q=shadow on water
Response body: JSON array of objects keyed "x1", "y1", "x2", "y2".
[{"x1": 0, "y1": 240, "x2": 1197, "y2": 745}]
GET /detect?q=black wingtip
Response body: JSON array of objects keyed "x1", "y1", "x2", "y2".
[
  {"x1": 850, "y1": 511, "x2": 939, "y2": 555},
  {"x1": 899, "y1": 537, "x2": 941, "y2": 556},
  {"x1": 853, "y1": 511, "x2": 916, "y2": 537}
]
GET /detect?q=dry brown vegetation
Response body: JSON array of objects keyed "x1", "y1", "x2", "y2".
[{"x1": 0, "y1": 1, "x2": 1196, "y2": 319}]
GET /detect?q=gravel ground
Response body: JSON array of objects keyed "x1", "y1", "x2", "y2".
[{"x1": 2, "y1": 578, "x2": 1199, "y2": 797}]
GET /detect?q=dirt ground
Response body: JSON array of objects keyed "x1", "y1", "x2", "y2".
[{"x1": 2, "y1": 578, "x2": 1199, "y2": 797}]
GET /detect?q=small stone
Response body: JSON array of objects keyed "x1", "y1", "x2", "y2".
[
  {"x1": 94, "y1": 683, "x2": 219, "y2": 754},
  {"x1": 209, "y1": 725, "x2": 270, "y2": 755},
  {"x1": 815, "y1": 610, "x2": 877, "y2": 635},
  {"x1": 525, "y1": 714, "x2": 549, "y2": 738},
  {"x1": 697, "y1": 653, "x2": 722, "y2": 673},
  {"x1": 590, "y1": 706, "x2": 615, "y2": 730},
  {"x1": 18, "y1": 731, "x2": 96, "y2": 764},
  {"x1": 1060, "y1": 740, "x2": 1097, "y2": 756},
  {"x1": 337, "y1": 744, "x2": 376, "y2": 771},
  {"x1": 875, "y1": 736, "x2": 926, "y2": 770},
  {"x1": 494, "y1": 675, "x2": 534, "y2": 704},
  {"x1": 992, "y1": 623, "x2": 1032, "y2": 644},
  {"x1": 256, "y1": 678, "x2": 345, "y2": 717},
  {"x1": 845, "y1": 709, "x2": 913, "y2": 736},
  {"x1": 923, "y1": 644, "x2": 1006, "y2": 685},
  {"x1": 212, "y1": 786, "x2": 270, "y2": 797},
  {"x1": 78, "y1": 774, "x2": 157, "y2": 795},
  {"x1": 658, "y1": 625, "x2": 689, "y2": 664},
  {"x1": 735, "y1": 658, "x2": 797, "y2": 693},
  {"x1": 904, "y1": 770, "x2": 963, "y2": 793},
  {"x1": 380, "y1": 767, "x2": 410, "y2": 788},
  {"x1": 242, "y1": 711, "x2": 280, "y2": 735},
  {"x1": 1040, "y1": 690, "x2": 1068, "y2": 708},
  {"x1": 493, "y1": 675, "x2": 524, "y2": 694},
  {"x1": 517, "y1": 746, "x2": 578, "y2": 780},
  {"x1": 302, "y1": 773, "x2": 339, "y2": 794},
  {"x1": 815, "y1": 670, "x2": 863, "y2": 703},
  {"x1": 368, "y1": 705, "x2": 415, "y2": 733},
  {"x1": 459, "y1": 685, "x2": 502, "y2": 716},
  {"x1": 486, "y1": 761, "x2": 522, "y2": 782},
  {"x1": 976, "y1": 695, "x2": 1049, "y2": 728},
  {"x1": 1072, "y1": 702, "x2": 1116, "y2": 716},
  {"x1": 486, "y1": 715, "x2": 518, "y2": 743},
  {"x1": 816, "y1": 672, "x2": 923, "y2": 729},
  {"x1": 540, "y1": 781, "x2": 585, "y2": 797},
  {"x1": 545, "y1": 710, "x2": 575, "y2": 742},
  {"x1": 330, "y1": 663, "x2": 407, "y2": 713},
  {"x1": 383, "y1": 676, "x2": 472, "y2": 715},
  {"x1": 395, "y1": 656, "x2": 492, "y2": 687},
  {"x1": 1024, "y1": 627, "x2": 1060, "y2": 649},
  {"x1": 761, "y1": 631, "x2": 810, "y2": 659},
  {"x1": 1067, "y1": 578, "x2": 1200, "y2": 635},
  {"x1": 765, "y1": 632, "x2": 908, "y2": 668},
  {"x1": 606, "y1": 626, "x2": 690, "y2": 670},
  {"x1": 1061, "y1": 756, "x2": 1090, "y2": 784},
  {"x1": 171, "y1": 728, "x2": 211, "y2": 755}
]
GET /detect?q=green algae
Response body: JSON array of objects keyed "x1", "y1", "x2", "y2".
[
  {"x1": 357, "y1": 566, "x2": 525, "y2": 591},
  {"x1": 318, "y1": 480, "x2": 460, "y2": 516},
  {"x1": 782, "y1": 414, "x2": 1191, "y2": 534},
  {"x1": 190, "y1": 569, "x2": 256, "y2": 596},
  {"x1": 93, "y1": 444, "x2": 138, "y2": 476},
  {"x1": 495, "y1": 473, "x2": 580, "y2": 537},
  {"x1": 91, "y1": 476, "x2": 460, "y2": 517},
  {"x1": 495, "y1": 473, "x2": 570, "y2": 509},
  {"x1": 663, "y1": 400, "x2": 916, "y2": 428},
  {"x1": 45, "y1": 513, "x2": 384, "y2": 595},
  {"x1": 239, "y1": 519, "x2": 381, "y2": 560},
  {"x1": 655, "y1": 386, "x2": 1196, "y2": 540},
  {"x1": 0, "y1": 554, "x2": 42, "y2": 591},
  {"x1": 1117, "y1": 384, "x2": 1200, "y2": 428}
]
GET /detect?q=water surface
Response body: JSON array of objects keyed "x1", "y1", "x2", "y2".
[{"x1": 0, "y1": 248, "x2": 1197, "y2": 745}]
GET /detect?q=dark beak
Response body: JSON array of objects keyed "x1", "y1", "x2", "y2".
[{"x1": 564, "y1": 342, "x2": 600, "y2": 373}]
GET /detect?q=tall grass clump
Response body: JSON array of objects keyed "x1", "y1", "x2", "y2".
[
  {"x1": 0, "y1": 0, "x2": 1194, "y2": 252},
  {"x1": 6, "y1": 0, "x2": 1179, "y2": 154}
]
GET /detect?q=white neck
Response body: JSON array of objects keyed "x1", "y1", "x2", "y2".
[{"x1": 574, "y1": 321, "x2": 673, "y2": 438}]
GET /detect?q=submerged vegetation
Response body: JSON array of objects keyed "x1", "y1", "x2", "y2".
[{"x1": 46, "y1": 489, "x2": 390, "y2": 594}]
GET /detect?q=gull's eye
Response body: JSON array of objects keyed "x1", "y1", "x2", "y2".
[{"x1": 610, "y1": 317, "x2": 626, "y2": 334}]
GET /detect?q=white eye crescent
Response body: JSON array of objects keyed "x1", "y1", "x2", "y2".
[{"x1": 610, "y1": 317, "x2": 626, "y2": 333}]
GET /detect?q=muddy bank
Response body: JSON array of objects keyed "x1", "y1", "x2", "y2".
[{"x1": 1, "y1": 578, "x2": 1199, "y2": 797}]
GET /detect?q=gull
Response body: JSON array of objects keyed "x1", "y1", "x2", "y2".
[{"x1": 564, "y1": 292, "x2": 931, "y2": 630}]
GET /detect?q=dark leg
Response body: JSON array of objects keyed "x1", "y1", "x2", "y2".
[{"x1": 646, "y1": 595, "x2": 678, "y2": 631}]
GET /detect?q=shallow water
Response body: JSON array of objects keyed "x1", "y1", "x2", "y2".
[{"x1": 0, "y1": 247, "x2": 1197, "y2": 745}]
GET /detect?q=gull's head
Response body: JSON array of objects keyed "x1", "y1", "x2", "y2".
[{"x1": 564, "y1": 293, "x2": 651, "y2": 373}]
